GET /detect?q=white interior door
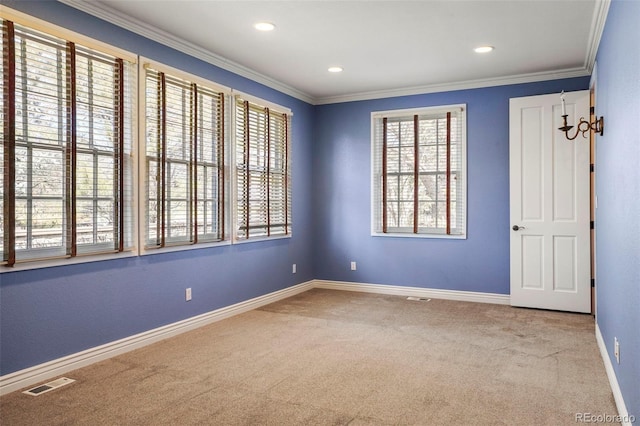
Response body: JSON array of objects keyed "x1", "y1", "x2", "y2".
[{"x1": 509, "y1": 91, "x2": 590, "y2": 313}]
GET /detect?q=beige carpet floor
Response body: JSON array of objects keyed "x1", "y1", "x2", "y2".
[{"x1": 0, "y1": 288, "x2": 617, "y2": 425}]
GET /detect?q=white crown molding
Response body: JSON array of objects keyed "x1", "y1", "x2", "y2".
[
  {"x1": 585, "y1": 0, "x2": 612, "y2": 72},
  {"x1": 57, "y1": 0, "x2": 315, "y2": 105},
  {"x1": 314, "y1": 67, "x2": 591, "y2": 105},
  {"x1": 39, "y1": 2, "x2": 606, "y2": 106}
]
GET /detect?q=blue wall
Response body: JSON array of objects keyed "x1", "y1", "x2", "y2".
[
  {"x1": 0, "y1": 1, "x2": 315, "y2": 374},
  {"x1": 594, "y1": 0, "x2": 640, "y2": 417},
  {"x1": 1, "y1": 3, "x2": 636, "y2": 417},
  {"x1": 312, "y1": 78, "x2": 589, "y2": 293}
]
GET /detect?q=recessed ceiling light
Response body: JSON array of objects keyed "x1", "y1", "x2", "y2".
[
  {"x1": 254, "y1": 22, "x2": 275, "y2": 31},
  {"x1": 474, "y1": 46, "x2": 494, "y2": 53},
  {"x1": 328, "y1": 66, "x2": 343, "y2": 73}
]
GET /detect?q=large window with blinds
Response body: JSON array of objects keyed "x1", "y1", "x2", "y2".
[
  {"x1": 142, "y1": 61, "x2": 229, "y2": 249},
  {"x1": 1, "y1": 9, "x2": 295, "y2": 267},
  {"x1": 1, "y1": 17, "x2": 135, "y2": 266},
  {"x1": 234, "y1": 95, "x2": 291, "y2": 240},
  {"x1": 372, "y1": 105, "x2": 466, "y2": 238}
]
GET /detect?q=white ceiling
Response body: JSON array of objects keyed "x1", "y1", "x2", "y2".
[{"x1": 61, "y1": 0, "x2": 608, "y2": 104}]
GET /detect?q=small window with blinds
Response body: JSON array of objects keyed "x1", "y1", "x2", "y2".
[
  {"x1": 234, "y1": 95, "x2": 291, "y2": 241},
  {"x1": 142, "y1": 62, "x2": 229, "y2": 249},
  {"x1": 1, "y1": 17, "x2": 136, "y2": 267},
  {"x1": 372, "y1": 105, "x2": 466, "y2": 238}
]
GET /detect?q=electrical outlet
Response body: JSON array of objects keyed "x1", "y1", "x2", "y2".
[
  {"x1": 351, "y1": 261, "x2": 357, "y2": 271},
  {"x1": 185, "y1": 288, "x2": 192, "y2": 301},
  {"x1": 292, "y1": 263, "x2": 297, "y2": 274},
  {"x1": 614, "y1": 337, "x2": 620, "y2": 364}
]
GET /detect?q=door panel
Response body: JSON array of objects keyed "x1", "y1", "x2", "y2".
[
  {"x1": 522, "y1": 236, "x2": 543, "y2": 289},
  {"x1": 520, "y1": 107, "x2": 544, "y2": 221},
  {"x1": 509, "y1": 91, "x2": 590, "y2": 313},
  {"x1": 553, "y1": 236, "x2": 576, "y2": 292}
]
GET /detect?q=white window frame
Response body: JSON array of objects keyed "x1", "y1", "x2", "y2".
[
  {"x1": 231, "y1": 91, "x2": 292, "y2": 243},
  {"x1": 371, "y1": 104, "x2": 467, "y2": 239},
  {"x1": 0, "y1": 8, "x2": 138, "y2": 272},
  {"x1": 1, "y1": 8, "x2": 296, "y2": 271},
  {"x1": 138, "y1": 58, "x2": 232, "y2": 255}
]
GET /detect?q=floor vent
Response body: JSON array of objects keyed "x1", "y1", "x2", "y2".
[
  {"x1": 23, "y1": 377, "x2": 75, "y2": 396},
  {"x1": 407, "y1": 297, "x2": 431, "y2": 302}
]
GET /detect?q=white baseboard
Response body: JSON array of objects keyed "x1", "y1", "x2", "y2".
[
  {"x1": 0, "y1": 279, "x2": 515, "y2": 396},
  {"x1": 4, "y1": 279, "x2": 628, "y2": 421},
  {"x1": 0, "y1": 280, "x2": 315, "y2": 396},
  {"x1": 313, "y1": 279, "x2": 511, "y2": 305},
  {"x1": 595, "y1": 323, "x2": 632, "y2": 426}
]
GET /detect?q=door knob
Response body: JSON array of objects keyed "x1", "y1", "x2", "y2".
[{"x1": 512, "y1": 225, "x2": 525, "y2": 231}]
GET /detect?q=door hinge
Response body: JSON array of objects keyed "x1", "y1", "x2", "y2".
[
  {"x1": 590, "y1": 106, "x2": 595, "y2": 114},
  {"x1": 591, "y1": 278, "x2": 595, "y2": 288},
  {"x1": 591, "y1": 221, "x2": 595, "y2": 229},
  {"x1": 590, "y1": 163, "x2": 594, "y2": 173}
]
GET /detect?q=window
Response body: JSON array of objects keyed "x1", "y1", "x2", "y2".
[
  {"x1": 142, "y1": 61, "x2": 229, "y2": 249},
  {"x1": 1, "y1": 8, "x2": 295, "y2": 268},
  {"x1": 372, "y1": 105, "x2": 466, "y2": 238},
  {"x1": 234, "y1": 95, "x2": 291, "y2": 240},
  {"x1": 1, "y1": 17, "x2": 135, "y2": 266}
]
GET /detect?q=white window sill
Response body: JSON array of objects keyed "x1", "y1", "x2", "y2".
[
  {"x1": 232, "y1": 234, "x2": 292, "y2": 245},
  {"x1": 140, "y1": 239, "x2": 232, "y2": 256},
  {"x1": 0, "y1": 250, "x2": 139, "y2": 274},
  {"x1": 371, "y1": 232, "x2": 467, "y2": 240}
]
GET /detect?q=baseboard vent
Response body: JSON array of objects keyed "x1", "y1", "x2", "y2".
[
  {"x1": 23, "y1": 377, "x2": 75, "y2": 396},
  {"x1": 407, "y1": 296, "x2": 431, "y2": 302}
]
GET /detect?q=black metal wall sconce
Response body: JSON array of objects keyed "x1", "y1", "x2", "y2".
[{"x1": 558, "y1": 91, "x2": 604, "y2": 140}]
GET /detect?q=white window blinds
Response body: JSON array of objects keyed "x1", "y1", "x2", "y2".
[
  {"x1": 372, "y1": 105, "x2": 466, "y2": 237},
  {"x1": 143, "y1": 64, "x2": 228, "y2": 248},
  {"x1": 234, "y1": 96, "x2": 291, "y2": 240},
  {"x1": 1, "y1": 19, "x2": 135, "y2": 266}
]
